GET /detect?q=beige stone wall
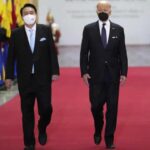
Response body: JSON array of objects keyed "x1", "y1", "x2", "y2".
[
  {"x1": 30, "y1": 0, "x2": 38, "y2": 7},
  {"x1": 29, "y1": 0, "x2": 39, "y2": 21}
]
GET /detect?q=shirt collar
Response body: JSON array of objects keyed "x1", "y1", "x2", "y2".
[
  {"x1": 25, "y1": 23, "x2": 36, "y2": 32},
  {"x1": 98, "y1": 19, "x2": 110, "y2": 27}
]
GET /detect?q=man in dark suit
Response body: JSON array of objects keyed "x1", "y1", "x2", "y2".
[
  {"x1": 80, "y1": 0, "x2": 128, "y2": 149},
  {"x1": 5, "y1": 3, "x2": 59, "y2": 150}
]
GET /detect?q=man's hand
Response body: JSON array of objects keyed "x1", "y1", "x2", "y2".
[
  {"x1": 82, "y1": 73, "x2": 91, "y2": 86},
  {"x1": 5, "y1": 79, "x2": 13, "y2": 89},
  {"x1": 120, "y1": 75, "x2": 126, "y2": 86},
  {"x1": 52, "y1": 75, "x2": 59, "y2": 81}
]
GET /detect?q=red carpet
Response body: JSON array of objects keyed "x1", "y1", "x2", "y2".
[{"x1": 0, "y1": 67, "x2": 150, "y2": 150}]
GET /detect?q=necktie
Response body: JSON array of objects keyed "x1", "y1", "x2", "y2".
[
  {"x1": 101, "y1": 23, "x2": 107, "y2": 48},
  {"x1": 29, "y1": 29, "x2": 35, "y2": 52},
  {"x1": 29, "y1": 29, "x2": 35, "y2": 73}
]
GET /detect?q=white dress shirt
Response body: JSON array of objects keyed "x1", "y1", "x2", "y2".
[
  {"x1": 25, "y1": 24, "x2": 36, "y2": 53},
  {"x1": 25, "y1": 24, "x2": 36, "y2": 73},
  {"x1": 98, "y1": 20, "x2": 110, "y2": 44}
]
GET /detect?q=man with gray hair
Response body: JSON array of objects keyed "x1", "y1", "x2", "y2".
[{"x1": 80, "y1": 1, "x2": 128, "y2": 149}]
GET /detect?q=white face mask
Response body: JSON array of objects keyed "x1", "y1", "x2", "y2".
[{"x1": 23, "y1": 14, "x2": 36, "y2": 25}]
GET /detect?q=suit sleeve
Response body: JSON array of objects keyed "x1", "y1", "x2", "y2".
[
  {"x1": 6, "y1": 31, "x2": 16, "y2": 80},
  {"x1": 47, "y1": 26, "x2": 60, "y2": 75},
  {"x1": 80, "y1": 26, "x2": 90, "y2": 77},
  {"x1": 119, "y1": 28, "x2": 128, "y2": 77}
]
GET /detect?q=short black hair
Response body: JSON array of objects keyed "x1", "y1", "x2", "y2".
[{"x1": 20, "y1": 3, "x2": 37, "y2": 16}]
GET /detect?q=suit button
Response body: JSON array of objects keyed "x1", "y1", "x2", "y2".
[{"x1": 105, "y1": 61, "x2": 108, "y2": 64}]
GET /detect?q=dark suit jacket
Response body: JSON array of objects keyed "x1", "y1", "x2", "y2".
[
  {"x1": 80, "y1": 21, "x2": 128, "y2": 83},
  {"x1": 0, "y1": 27, "x2": 7, "y2": 42},
  {"x1": 6, "y1": 24, "x2": 59, "y2": 89}
]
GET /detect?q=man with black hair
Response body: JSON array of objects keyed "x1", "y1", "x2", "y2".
[{"x1": 5, "y1": 3, "x2": 59, "y2": 150}]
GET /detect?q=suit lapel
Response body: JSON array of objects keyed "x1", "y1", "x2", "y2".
[
  {"x1": 95, "y1": 20, "x2": 117, "y2": 49},
  {"x1": 22, "y1": 24, "x2": 40, "y2": 55},
  {"x1": 107, "y1": 22, "x2": 114, "y2": 45},
  {"x1": 106, "y1": 22, "x2": 117, "y2": 49},
  {"x1": 22, "y1": 26, "x2": 33, "y2": 54},
  {"x1": 33, "y1": 24, "x2": 40, "y2": 55},
  {"x1": 95, "y1": 21, "x2": 103, "y2": 47},
  {"x1": 95, "y1": 21, "x2": 111, "y2": 49}
]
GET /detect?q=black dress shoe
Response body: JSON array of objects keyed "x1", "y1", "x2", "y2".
[
  {"x1": 106, "y1": 144, "x2": 115, "y2": 149},
  {"x1": 38, "y1": 132, "x2": 47, "y2": 145},
  {"x1": 24, "y1": 145, "x2": 35, "y2": 150},
  {"x1": 94, "y1": 134, "x2": 101, "y2": 145}
]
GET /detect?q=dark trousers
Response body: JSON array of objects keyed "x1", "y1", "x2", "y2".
[
  {"x1": 89, "y1": 66, "x2": 120, "y2": 145},
  {"x1": 19, "y1": 75, "x2": 52, "y2": 146}
]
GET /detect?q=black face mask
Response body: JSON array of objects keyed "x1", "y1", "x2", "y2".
[{"x1": 98, "y1": 12, "x2": 109, "y2": 21}]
